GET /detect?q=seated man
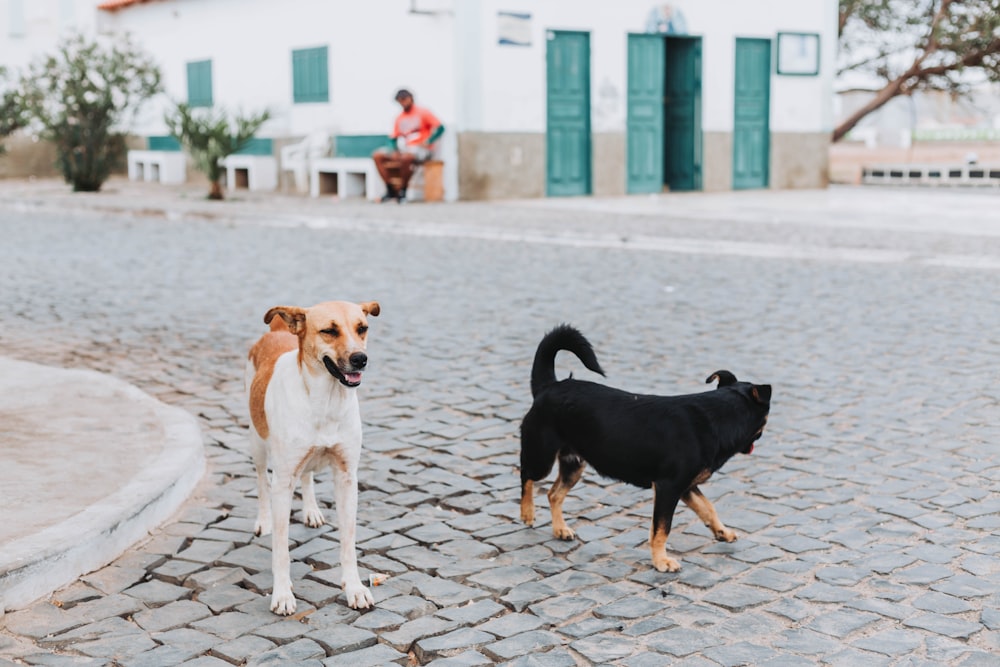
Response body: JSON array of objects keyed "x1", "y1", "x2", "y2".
[{"x1": 372, "y1": 89, "x2": 443, "y2": 203}]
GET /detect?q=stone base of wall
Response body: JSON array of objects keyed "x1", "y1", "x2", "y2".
[
  {"x1": 398, "y1": 129, "x2": 829, "y2": 200},
  {"x1": 0, "y1": 134, "x2": 59, "y2": 179},
  {"x1": 771, "y1": 131, "x2": 830, "y2": 189},
  {"x1": 457, "y1": 132, "x2": 544, "y2": 200}
]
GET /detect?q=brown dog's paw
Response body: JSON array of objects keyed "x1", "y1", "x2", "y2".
[
  {"x1": 652, "y1": 554, "x2": 681, "y2": 573},
  {"x1": 715, "y1": 528, "x2": 738, "y2": 543},
  {"x1": 552, "y1": 524, "x2": 576, "y2": 540}
]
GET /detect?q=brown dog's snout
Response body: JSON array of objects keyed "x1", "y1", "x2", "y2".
[{"x1": 349, "y1": 352, "x2": 368, "y2": 370}]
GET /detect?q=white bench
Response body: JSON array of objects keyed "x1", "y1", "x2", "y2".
[
  {"x1": 310, "y1": 157, "x2": 386, "y2": 201},
  {"x1": 127, "y1": 150, "x2": 186, "y2": 185},
  {"x1": 220, "y1": 154, "x2": 278, "y2": 192}
]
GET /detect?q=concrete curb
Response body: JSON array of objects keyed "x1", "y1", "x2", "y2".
[{"x1": 0, "y1": 359, "x2": 205, "y2": 612}]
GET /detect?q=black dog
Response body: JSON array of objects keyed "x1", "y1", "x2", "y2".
[{"x1": 519, "y1": 325, "x2": 771, "y2": 572}]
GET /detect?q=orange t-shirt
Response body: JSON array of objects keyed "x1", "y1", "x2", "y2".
[{"x1": 392, "y1": 105, "x2": 441, "y2": 146}]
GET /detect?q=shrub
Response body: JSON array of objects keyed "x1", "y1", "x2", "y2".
[
  {"x1": 165, "y1": 102, "x2": 271, "y2": 200},
  {"x1": 19, "y1": 33, "x2": 161, "y2": 191}
]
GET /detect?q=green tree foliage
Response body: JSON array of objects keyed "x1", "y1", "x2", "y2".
[
  {"x1": 836, "y1": 0, "x2": 1000, "y2": 141},
  {"x1": 0, "y1": 66, "x2": 27, "y2": 155},
  {"x1": 19, "y1": 33, "x2": 161, "y2": 190},
  {"x1": 165, "y1": 103, "x2": 271, "y2": 200}
]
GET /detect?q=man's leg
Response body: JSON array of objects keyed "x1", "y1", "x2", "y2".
[
  {"x1": 395, "y1": 153, "x2": 417, "y2": 200},
  {"x1": 372, "y1": 150, "x2": 400, "y2": 201}
]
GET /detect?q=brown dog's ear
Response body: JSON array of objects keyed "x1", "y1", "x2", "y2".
[
  {"x1": 264, "y1": 306, "x2": 307, "y2": 335},
  {"x1": 360, "y1": 301, "x2": 380, "y2": 317},
  {"x1": 752, "y1": 384, "x2": 772, "y2": 404},
  {"x1": 706, "y1": 370, "x2": 738, "y2": 387}
]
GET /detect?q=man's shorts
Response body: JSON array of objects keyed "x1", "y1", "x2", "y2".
[{"x1": 399, "y1": 143, "x2": 432, "y2": 162}]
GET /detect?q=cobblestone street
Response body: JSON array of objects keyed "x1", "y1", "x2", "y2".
[{"x1": 1, "y1": 184, "x2": 998, "y2": 665}]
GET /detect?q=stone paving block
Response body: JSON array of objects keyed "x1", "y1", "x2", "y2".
[
  {"x1": 436, "y1": 599, "x2": 507, "y2": 625},
  {"x1": 482, "y1": 630, "x2": 565, "y2": 662},
  {"x1": 124, "y1": 579, "x2": 192, "y2": 607},
  {"x1": 186, "y1": 566, "x2": 250, "y2": 591},
  {"x1": 702, "y1": 583, "x2": 773, "y2": 612},
  {"x1": 246, "y1": 637, "x2": 326, "y2": 666},
  {"x1": 305, "y1": 624, "x2": 376, "y2": 655},
  {"x1": 570, "y1": 632, "x2": 635, "y2": 663},
  {"x1": 36, "y1": 617, "x2": 137, "y2": 648},
  {"x1": 74, "y1": 631, "x2": 157, "y2": 660},
  {"x1": 496, "y1": 651, "x2": 577, "y2": 667},
  {"x1": 913, "y1": 591, "x2": 975, "y2": 614},
  {"x1": 377, "y1": 594, "x2": 438, "y2": 620},
  {"x1": 526, "y1": 595, "x2": 595, "y2": 624},
  {"x1": 133, "y1": 599, "x2": 212, "y2": 633},
  {"x1": 193, "y1": 583, "x2": 259, "y2": 614},
  {"x1": 702, "y1": 641, "x2": 778, "y2": 666},
  {"x1": 805, "y1": 609, "x2": 880, "y2": 639},
  {"x1": 424, "y1": 649, "x2": 493, "y2": 666},
  {"x1": 645, "y1": 627, "x2": 722, "y2": 657},
  {"x1": 177, "y1": 539, "x2": 235, "y2": 564},
  {"x1": 69, "y1": 593, "x2": 146, "y2": 624},
  {"x1": 932, "y1": 574, "x2": 997, "y2": 598},
  {"x1": 80, "y1": 565, "x2": 148, "y2": 596},
  {"x1": 253, "y1": 618, "x2": 311, "y2": 644},
  {"x1": 851, "y1": 627, "x2": 925, "y2": 656},
  {"x1": 398, "y1": 572, "x2": 491, "y2": 607},
  {"x1": 321, "y1": 642, "x2": 409, "y2": 666},
  {"x1": 622, "y1": 615, "x2": 677, "y2": 637},
  {"x1": 122, "y1": 643, "x2": 207, "y2": 667},
  {"x1": 556, "y1": 616, "x2": 621, "y2": 639},
  {"x1": 794, "y1": 582, "x2": 859, "y2": 603},
  {"x1": 190, "y1": 611, "x2": 271, "y2": 640},
  {"x1": 1, "y1": 603, "x2": 86, "y2": 639},
  {"x1": 380, "y1": 614, "x2": 461, "y2": 652},
  {"x1": 466, "y1": 565, "x2": 540, "y2": 594},
  {"x1": 896, "y1": 563, "x2": 955, "y2": 585},
  {"x1": 181, "y1": 655, "x2": 237, "y2": 667},
  {"x1": 592, "y1": 595, "x2": 666, "y2": 620},
  {"x1": 772, "y1": 628, "x2": 844, "y2": 655},
  {"x1": 209, "y1": 634, "x2": 277, "y2": 664},
  {"x1": 902, "y1": 613, "x2": 983, "y2": 639},
  {"x1": 476, "y1": 612, "x2": 544, "y2": 639},
  {"x1": 350, "y1": 608, "x2": 406, "y2": 632},
  {"x1": 151, "y1": 559, "x2": 207, "y2": 585},
  {"x1": 414, "y1": 628, "x2": 497, "y2": 663}
]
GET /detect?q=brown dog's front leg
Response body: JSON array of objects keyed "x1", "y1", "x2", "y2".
[
  {"x1": 682, "y1": 486, "x2": 737, "y2": 542},
  {"x1": 651, "y1": 481, "x2": 682, "y2": 572}
]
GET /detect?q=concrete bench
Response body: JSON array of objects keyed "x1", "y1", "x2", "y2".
[
  {"x1": 220, "y1": 139, "x2": 277, "y2": 192},
  {"x1": 127, "y1": 150, "x2": 186, "y2": 185},
  {"x1": 310, "y1": 135, "x2": 388, "y2": 201}
]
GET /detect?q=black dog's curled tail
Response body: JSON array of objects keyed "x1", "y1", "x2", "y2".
[
  {"x1": 706, "y1": 370, "x2": 738, "y2": 387},
  {"x1": 531, "y1": 324, "x2": 606, "y2": 397}
]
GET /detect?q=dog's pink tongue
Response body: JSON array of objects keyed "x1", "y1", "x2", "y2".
[{"x1": 345, "y1": 372, "x2": 362, "y2": 384}]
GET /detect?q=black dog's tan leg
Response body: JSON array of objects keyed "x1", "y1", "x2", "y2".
[
  {"x1": 682, "y1": 486, "x2": 737, "y2": 542},
  {"x1": 520, "y1": 479, "x2": 535, "y2": 526},
  {"x1": 651, "y1": 481, "x2": 683, "y2": 572},
  {"x1": 548, "y1": 453, "x2": 584, "y2": 540}
]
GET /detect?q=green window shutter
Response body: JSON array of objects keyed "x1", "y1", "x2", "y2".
[
  {"x1": 186, "y1": 60, "x2": 213, "y2": 107},
  {"x1": 292, "y1": 46, "x2": 329, "y2": 103}
]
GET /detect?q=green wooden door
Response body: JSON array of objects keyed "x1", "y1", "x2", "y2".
[
  {"x1": 663, "y1": 37, "x2": 702, "y2": 191},
  {"x1": 626, "y1": 34, "x2": 665, "y2": 194},
  {"x1": 733, "y1": 38, "x2": 771, "y2": 189},
  {"x1": 546, "y1": 31, "x2": 591, "y2": 197}
]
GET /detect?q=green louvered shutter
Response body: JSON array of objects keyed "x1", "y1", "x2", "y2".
[
  {"x1": 292, "y1": 46, "x2": 329, "y2": 103},
  {"x1": 186, "y1": 60, "x2": 213, "y2": 107}
]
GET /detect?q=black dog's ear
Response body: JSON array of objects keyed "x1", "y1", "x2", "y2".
[
  {"x1": 752, "y1": 384, "x2": 772, "y2": 404},
  {"x1": 706, "y1": 370, "x2": 738, "y2": 387}
]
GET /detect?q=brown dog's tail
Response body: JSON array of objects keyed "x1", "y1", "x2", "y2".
[{"x1": 531, "y1": 324, "x2": 605, "y2": 397}]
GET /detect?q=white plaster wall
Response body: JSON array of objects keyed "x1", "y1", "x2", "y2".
[
  {"x1": 101, "y1": 0, "x2": 457, "y2": 140},
  {"x1": 0, "y1": 0, "x2": 99, "y2": 69},
  {"x1": 471, "y1": 0, "x2": 836, "y2": 134}
]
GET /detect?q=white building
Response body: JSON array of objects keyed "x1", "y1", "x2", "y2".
[{"x1": 2, "y1": 0, "x2": 837, "y2": 199}]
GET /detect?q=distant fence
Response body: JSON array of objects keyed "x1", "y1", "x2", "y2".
[{"x1": 911, "y1": 128, "x2": 1000, "y2": 142}]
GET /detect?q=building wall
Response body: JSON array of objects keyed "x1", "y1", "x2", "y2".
[{"x1": 1, "y1": 0, "x2": 836, "y2": 196}]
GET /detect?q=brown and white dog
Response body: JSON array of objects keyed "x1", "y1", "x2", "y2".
[{"x1": 245, "y1": 300, "x2": 380, "y2": 614}]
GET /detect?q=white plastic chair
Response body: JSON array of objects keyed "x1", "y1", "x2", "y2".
[{"x1": 280, "y1": 131, "x2": 332, "y2": 193}]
